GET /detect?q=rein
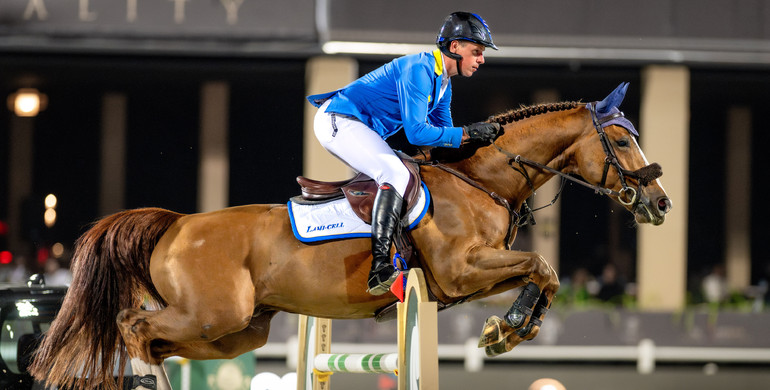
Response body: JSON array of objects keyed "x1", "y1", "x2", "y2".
[{"x1": 492, "y1": 144, "x2": 620, "y2": 198}]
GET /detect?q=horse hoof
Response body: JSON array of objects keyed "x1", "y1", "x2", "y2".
[
  {"x1": 478, "y1": 316, "x2": 505, "y2": 348},
  {"x1": 484, "y1": 339, "x2": 508, "y2": 357}
]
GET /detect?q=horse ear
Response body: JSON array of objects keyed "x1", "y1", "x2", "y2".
[{"x1": 595, "y1": 82, "x2": 629, "y2": 113}]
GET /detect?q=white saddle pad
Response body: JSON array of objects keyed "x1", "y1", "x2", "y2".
[{"x1": 288, "y1": 182, "x2": 430, "y2": 243}]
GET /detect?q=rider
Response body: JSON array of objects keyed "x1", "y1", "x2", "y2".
[{"x1": 307, "y1": 12, "x2": 501, "y2": 295}]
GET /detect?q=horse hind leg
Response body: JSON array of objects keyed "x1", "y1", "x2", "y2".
[
  {"x1": 117, "y1": 308, "x2": 173, "y2": 390},
  {"x1": 116, "y1": 305, "x2": 255, "y2": 390},
  {"x1": 149, "y1": 310, "x2": 277, "y2": 361}
]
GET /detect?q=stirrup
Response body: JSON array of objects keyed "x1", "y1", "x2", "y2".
[{"x1": 366, "y1": 266, "x2": 401, "y2": 296}]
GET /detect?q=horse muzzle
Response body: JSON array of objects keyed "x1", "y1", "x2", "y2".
[{"x1": 632, "y1": 192, "x2": 671, "y2": 225}]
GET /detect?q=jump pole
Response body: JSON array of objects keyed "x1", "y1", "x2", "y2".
[{"x1": 296, "y1": 268, "x2": 438, "y2": 390}]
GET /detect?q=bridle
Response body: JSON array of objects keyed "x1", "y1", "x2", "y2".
[
  {"x1": 410, "y1": 103, "x2": 662, "y2": 249},
  {"x1": 589, "y1": 103, "x2": 642, "y2": 206},
  {"x1": 492, "y1": 103, "x2": 662, "y2": 207}
]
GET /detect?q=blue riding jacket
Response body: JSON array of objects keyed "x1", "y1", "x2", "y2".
[{"x1": 307, "y1": 49, "x2": 463, "y2": 148}]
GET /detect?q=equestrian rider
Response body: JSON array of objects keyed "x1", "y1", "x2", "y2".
[{"x1": 307, "y1": 12, "x2": 501, "y2": 295}]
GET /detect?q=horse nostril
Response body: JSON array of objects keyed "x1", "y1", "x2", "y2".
[{"x1": 658, "y1": 197, "x2": 672, "y2": 213}]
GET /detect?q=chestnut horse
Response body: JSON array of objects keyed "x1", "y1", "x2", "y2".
[{"x1": 31, "y1": 83, "x2": 670, "y2": 390}]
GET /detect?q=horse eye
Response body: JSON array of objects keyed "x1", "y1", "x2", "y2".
[{"x1": 616, "y1": 138, "x2": 629, "y2": 147}]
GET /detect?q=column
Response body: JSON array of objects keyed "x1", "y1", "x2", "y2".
[
  {"x1": 99, "y1": 93, "x2": 127, "y2": 216},
  {"x1": 724, "y1": 107, "x2": 752, "y2": 291},
  {"x1": 198, "y1": 81, "x2": 230, "y2": 213},
  {"x1": 303, "y1": 56, "x2": 357, "y2": 179},
  {"x1": 637, "y1": 66, "x2": 690, "y2": 311}
]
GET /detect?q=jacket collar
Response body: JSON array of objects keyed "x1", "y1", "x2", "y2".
[{"x1": 432, "y1": 49, "x2": 444, "y2": 76}]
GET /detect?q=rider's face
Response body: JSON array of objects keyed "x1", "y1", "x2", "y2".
[{"x1": 451, "y1": 41, "x2": 486, "y2": 77}]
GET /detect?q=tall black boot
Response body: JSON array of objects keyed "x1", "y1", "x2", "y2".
[{"x1": 366, "y1": 183, "x2": 405, "y2": 295}]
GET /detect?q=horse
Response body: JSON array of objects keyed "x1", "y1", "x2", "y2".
[{"x1": 30, "y1": 83, "x2": 671, "y2": 390}]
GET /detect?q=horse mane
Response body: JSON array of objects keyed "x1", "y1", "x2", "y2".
[
  {"x1": 487, "y1": 101, "x2": 582, "y2": 125},
  {"x1": 427, "y1": 101, "x2": 582, "y2": 162}
]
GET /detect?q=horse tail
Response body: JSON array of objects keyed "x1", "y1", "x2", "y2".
[{"x1": 29, "y1": 207, "x2": 183, "y2": 390}]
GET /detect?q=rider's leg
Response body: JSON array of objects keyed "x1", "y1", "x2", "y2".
[
  {"x1": 367, "y1": 183, "x2": 405, "y2": 295},
  {"x1": 313, "y1": 101, "x2": 410, "y2": 295}
]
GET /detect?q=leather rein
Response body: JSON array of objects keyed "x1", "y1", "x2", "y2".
[{"x1": 409, "y1": 103, "x2": 658, "y2": 250}]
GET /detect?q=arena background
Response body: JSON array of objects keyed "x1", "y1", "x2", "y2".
[{"x1": 1, "y1": 1, "x2": 769, "y2": 389}]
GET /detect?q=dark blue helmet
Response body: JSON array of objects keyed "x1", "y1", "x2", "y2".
[{"x1": 436, "y1": 12, "x2": 497, "y2": 59}]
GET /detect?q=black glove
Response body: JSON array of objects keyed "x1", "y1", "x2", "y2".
[{"x1": 463, "y1": 122, "x2": 500, "y2": 143}]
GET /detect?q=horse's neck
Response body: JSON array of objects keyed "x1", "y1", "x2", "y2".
[{"x1": 458, "y1": 109, "x2": 587, "y2": 205}]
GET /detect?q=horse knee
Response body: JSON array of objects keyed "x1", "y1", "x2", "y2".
[
  {"x1": 532, "y1": 254, "x2": 553, "y2": 276},
  {"x1": 548, "y1": 276, "x2": 560, "y2": 293}
]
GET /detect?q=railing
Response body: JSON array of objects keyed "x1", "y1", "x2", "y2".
[{"x1": 253, "y1": 338, "x2": 770, "y2": 375}]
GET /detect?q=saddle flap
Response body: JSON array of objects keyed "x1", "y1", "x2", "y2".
[
  {"x1": 343, "y1": 181, "x2": 378, "y2": 224},
  {"x1": 400, "y1": 152, "x2": 422, "y2": 208}
]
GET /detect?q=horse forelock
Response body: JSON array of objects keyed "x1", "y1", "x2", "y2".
[{"x1": 487, "y1": 101, "x2": 582, "y2": 125}]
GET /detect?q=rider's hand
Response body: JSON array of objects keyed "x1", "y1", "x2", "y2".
[{"x1": 463, "y1": 122, "x2": 500, "y2": 143}]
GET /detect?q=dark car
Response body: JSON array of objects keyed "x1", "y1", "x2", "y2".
[{"x1": 0, "y1": 275, "x2": 67, "y2": 390}]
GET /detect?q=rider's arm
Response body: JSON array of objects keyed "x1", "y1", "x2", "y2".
[{"x1": 396, "y1": 65, "x2": 463, "y2": 148}]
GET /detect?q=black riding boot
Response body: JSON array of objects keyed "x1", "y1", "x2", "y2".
[{"x1": 366, "y1": 184, "x2": 405, "y2": 295}]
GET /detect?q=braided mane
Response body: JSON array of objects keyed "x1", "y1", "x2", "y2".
[
  {"x1": 427, "y1": 101, "x2": 582, "y2": 162},
  {"x1": 487, "y1": 101, "x2": 582, "y2": 125}
]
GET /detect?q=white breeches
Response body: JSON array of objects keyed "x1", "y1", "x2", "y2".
[{"x1": 313, "y1": 100, "x2": 410, "y2": 197}]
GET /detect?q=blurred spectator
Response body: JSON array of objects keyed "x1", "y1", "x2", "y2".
[
  {"x1": 597, "y1": 263, "x2": 625, "y2": 304},
  {"x1": 2, "y1": 254, "x2": 31, "y2": 284},
  {"x1": 562, "y1": 267, "x2": 597, "y2": 305},
  {"x1": 701, "y1": 263, "x2": 728, "y2": 304},
  {"x1": 43, "y1": 257, "x2": 72, "y2": 286}
]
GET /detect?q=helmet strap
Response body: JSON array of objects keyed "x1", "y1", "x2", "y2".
[
  {"x1": 439, "y1": 43, "x2": 462, "y2": 61},
  {"x1": 439, "y1": 42, "x2": 463, "y2": 75}
]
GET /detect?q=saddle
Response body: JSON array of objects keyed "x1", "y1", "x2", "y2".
[{"x1": 294, "y1": 154, "x2": 422, "y2": 224}]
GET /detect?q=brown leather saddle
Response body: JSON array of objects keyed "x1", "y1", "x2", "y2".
[{"x1": 294, "y1": 155, "x2": 422, "y2": 224}]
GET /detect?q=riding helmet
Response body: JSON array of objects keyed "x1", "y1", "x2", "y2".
[{"x1": 436, "y1": 12, "x2": 498, "y2": 60}]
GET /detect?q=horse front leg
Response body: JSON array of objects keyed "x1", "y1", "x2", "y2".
[
  {"x1": 458, "y1": 247, "x2": 559, "y2": 356},
  {"x1": 480, "y1": 286, "x2": 556, "y2": 356}
]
